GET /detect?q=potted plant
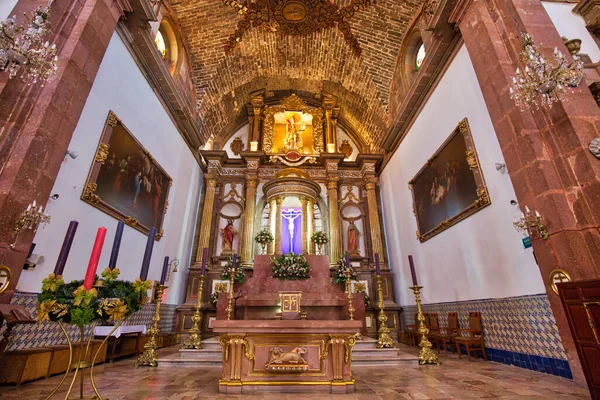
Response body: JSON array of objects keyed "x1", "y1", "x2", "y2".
[
  {"x1": 254, "y1": 227, "x2": 274, "y2": 255},
  {"x1": 310, "y1": 231, "x2": 329, "y2": 255}
]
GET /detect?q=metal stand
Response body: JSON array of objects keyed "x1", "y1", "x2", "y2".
[
  {"x1": 410, "y1": 285, "x2": 439, "y2": 365},
  {"x1": 375, "y1": 275, "x2": 395, "y2": 348},
  {"x1": 181, "y1": 275, "x2": 205, "y2": 349},
  {"x1": 225, "y1": 268, "x2": 236, "y2": 320},
  {"x1": 135, "y1": 283, "x2": 166, "y2": 367},
  {"x1": 345, "y1": 269, "x2": 355, "y2": 320}
]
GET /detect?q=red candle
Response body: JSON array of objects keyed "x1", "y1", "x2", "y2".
[
  {"x1": 83, "y1": 227, "x2": 107, "y2": 289},
  {"x1": 408, "y1": 255, "x2": 418, "y2": 287}
]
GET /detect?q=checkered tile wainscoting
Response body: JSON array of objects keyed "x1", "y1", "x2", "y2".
[
  {"x1": 0, "y1": 291, "x2": 178, "y2": 351},
  {"x1": 402, "y1": 293, "x2": 572, "y2": 378}
]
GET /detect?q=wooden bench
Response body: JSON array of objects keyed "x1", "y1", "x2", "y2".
[{"x1": 0, "y1": 347, "x2": 53, "y2": 385}]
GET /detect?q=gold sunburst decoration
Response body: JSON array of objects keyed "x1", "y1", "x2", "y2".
[{"x1": 222, "y1": 0, "x2": 376, "y2": 56}]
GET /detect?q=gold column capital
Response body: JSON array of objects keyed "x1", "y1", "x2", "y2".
[
  {"x1": 245, "y1": 175, "x2": 259, "y2": 188},
  {"x1": 275, "y1": 196, "x2": 285, "y2": 204},
  {"x1": 327, "y1": 179, "x2": 339, "y2": 190},
  {"x1": 364, "y1": 178, "x2": 377, "y2": 191}
]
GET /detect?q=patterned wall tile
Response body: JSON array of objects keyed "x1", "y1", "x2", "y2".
[
  {"x1": 402, "y1": 293, "x2": 566, "y2": 360},
  {"x1": 0, "y1": 291, "x2": 178, "y2": 351}
]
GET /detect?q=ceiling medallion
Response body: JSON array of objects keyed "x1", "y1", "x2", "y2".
[{"x1": 222, "y1": 0, "x2": 376, "y2": 56}]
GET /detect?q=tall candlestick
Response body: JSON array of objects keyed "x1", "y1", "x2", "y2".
[
  {"x1": 54, "y1": 221, "x2": 78, "y2": 276},
  {"x1": 160, "y1": 256, "x2": 169, "y2": 285},
  {"x1": 108, "y1": 221, "x2": 124, "y2": 270},
  {"x1": 200, "y1": 247, "x2": 208, "y2": 275},
  {"x1": 83, "y1": 227, "x2": 107, "y2": 289},
  {"x1": 140, "y1": 227, "x2": 157, "y2": 281},
  {"x1": 408, "y1": 255, "x2": 418, "y2": 286},
  {"x1": 375, "y1": 253, "x2": 381, "y2": 275}
]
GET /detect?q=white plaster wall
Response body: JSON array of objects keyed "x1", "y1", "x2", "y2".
[
  {"x1": 380, "y1": 45, "x2": 545, "y2": 306},
  {"x1": 543, "y1": 2, "x2": 600, "y2": 63},
  {"x1": 0, "y1": 0, "x2": 18, "y2": 20},
  {"x1": 223, "y1": 124, "x2": 250, "y2": 159},
  {"x1": 22, "y1": 32, "x2": 202, "y2": 305}
]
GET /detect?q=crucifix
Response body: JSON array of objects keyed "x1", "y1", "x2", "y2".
[{"x1": 282, "y1": 209, "x2": 302, "y2": 253}]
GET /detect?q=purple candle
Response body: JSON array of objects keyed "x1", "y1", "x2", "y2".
[
  {"x1": 375, "y1": 253, "x2": 381, "y2": 276},
  {"x1": 345, "y1": 252, "x2": 350, "y2": 269},
  {"x1": 108, "y1": 220, "x2": 124, "y2": 270},
  {"x1": 408, "y1": 255, "x2": 418, "y2": 286},
  {"x1": 200, "y1": 247, "x2": 208, "y2": 275},
  {"x1": 232, "y1": 253, "x2": 238, "y2": 269},
  {"x1": 140, "y1": 227, "x2": 157, "y2": 281},
  {"x1": 54, "y1": 221, "x2": 78, "y2": 276},
  {"x1": 160, "y1": 256, "x2": 169, "y2": 285}
]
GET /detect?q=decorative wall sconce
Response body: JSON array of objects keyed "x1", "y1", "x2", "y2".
[
  {"x1": 166, "y1": 258, "x2": 179, "y2": 282},
  {"x1": 0, "y1": 1, "x2": 58, "y2": 86},
  {"x1": 513, "y1": 205, "x2": 549, "y2": 240},
  {"x1": 495, "y1": 163, "x2": 507, "y2": 173},
  {"x1": 11, "y1": 200, "x2": 51, "y2": 248}
]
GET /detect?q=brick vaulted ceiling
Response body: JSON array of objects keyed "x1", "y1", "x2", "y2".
[{"x1": 171, "y1": 0, "x2": 422, "y2": 148}]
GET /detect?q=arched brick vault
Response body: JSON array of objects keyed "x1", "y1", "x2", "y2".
[{"x1": 171, "y1": 0, "x2": 423, "y2": 148}]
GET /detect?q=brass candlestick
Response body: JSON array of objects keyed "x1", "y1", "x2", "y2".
[
  {"x1": 345, "y1": 270, "x2": 355, "y2": 320},
  {"x1": 182, "y1": 275, "x2": 205, "y2": 349},
  {"x1": 410, "y1": 285, "x2": 439, "y2": 365},
  {"x1": 375, "y1": 275, "x2": 395, "y2": 348},
  {"x1": 136, "y1": 283, "x2": 165, "y2": 367},
  {"x1": 225, "y1": 268, "x2": 236, "y2": 320}
]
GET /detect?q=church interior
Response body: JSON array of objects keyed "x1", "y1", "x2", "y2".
[{"x1": 0, "y1": 0, "x2": 599, "y2": 398}]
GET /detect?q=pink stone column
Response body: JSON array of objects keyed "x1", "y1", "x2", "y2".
[
  {"x1": 0, "y1": 0, "x2": 130, "y2": 303},
  {"x1": 453, "y1": 0, "x2": 600, "y2": 384}
]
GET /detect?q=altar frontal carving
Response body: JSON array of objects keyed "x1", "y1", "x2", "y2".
[{"x1": 265, "y1": 346, "x2": 310, "y2": 372}]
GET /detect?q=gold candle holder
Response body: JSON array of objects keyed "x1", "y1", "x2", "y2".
[
  {"x1": 225, "y1": 267, "x2": 236, "y2": 320},
  {"x1": 345, "y1": 269, "x2": 355, "y2": 320},
  {"x1": 410, "y1": 285, "x2": 439, "y2": 365},
  {"x1": 135, "y1": 283, "x2": 166, "y2": 367},
  {"x1": 375, "y1": 275, "x2": 395, "y2": 348},
  {"x1": 181, "y1": 275, "x2": 205, "y2": 349}
]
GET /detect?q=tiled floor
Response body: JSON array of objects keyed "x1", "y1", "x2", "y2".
[{"x1": 0, "y1": 346, "x2": 590, "y2": 399}]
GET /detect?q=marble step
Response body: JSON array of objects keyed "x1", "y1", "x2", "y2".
[{"x1": 159, "y1": 337, "x2": 419, "y2": 367}]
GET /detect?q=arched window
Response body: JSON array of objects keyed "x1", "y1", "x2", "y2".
[
  {"x1": 153, "y1": 20, "x2": 179, "y2": 76},
  {"x1": 415, "y1": 42, "x2": 426, "y2": 71}
]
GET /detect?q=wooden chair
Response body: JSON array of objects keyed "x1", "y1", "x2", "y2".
[
  {"x1": 433, "y1": 312, "x2": 460, "y2": 355},
  {"x1": 426, "y1": 313, "x2": 439, "y2": 349},
  {"x1": 408, "y1": 313, "x2": 429, "y2": 346},
  {"x1": 454, "y1": 312, "x2": 487, "y2": 361},
  {"x1": 405, "y1": 313, "x2": 419, "y2": 346}
]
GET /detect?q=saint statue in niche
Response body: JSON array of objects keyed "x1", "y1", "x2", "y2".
[
  {"x1": 221, "y1": 219, "x2": 237, "y2": 255},
  {"x1": 284, "y1": 114, "x2": 305, "y2": 151},
  {"x1": 347, "y1": 221, "x2": 360, "y2": 256}
]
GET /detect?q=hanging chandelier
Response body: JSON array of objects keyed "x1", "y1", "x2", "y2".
[
  {"x1": 509, "y1": 33, "x2": 584, "y2": 110},
  {"x1": 0, "y1": 2, "x2": 58, "y2": 86}
]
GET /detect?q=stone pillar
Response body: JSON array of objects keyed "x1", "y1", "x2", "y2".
[
  {"x1": 300, "y1": 197, "x2": 308, "y2": 253},
  {"x1": 240, "y1": 175, "x2": 258, "y2": 267},
  {"x1": 0, "y1": 0, "x2": 131, "y2": 303},
  {"x1": 306, "y1": 199, "x2": 314, "y2": 254},
  {"x1": 246, "y1": 91, "x2": 264, "y2": 150},
  {"x1": 273, "y1": 196, "x2": 284, "y2": 256},
  {"x1": 194, "y1": 175, "x2": 218, "y2": 264},
  {"x1": 452, "y1": 0, "x2": 600, "y2": 383},
  {"x1": 268, "y1": 198, "x2": 277, "y2": 255},
  {"x1": 322, "y1": 93, "x2": 339, "y2": 153},
  {"x1": 327, "y1": 179, "x2": 342, "y2": 263},
  {"x1": 365, "y1": 178, "x2": 385, "y2": 262}
]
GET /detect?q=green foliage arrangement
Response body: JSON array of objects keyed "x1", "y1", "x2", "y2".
[
  {"x1": 36, "y1": 269, "x2": 150, "y2": 327},
  {"x1": 333, "y1": 255, "x2": 359, "y2": 285},
  {"x1": 220, "y1": 256, "x2": 245, "y2": 283},
  {"x1": 311, "y1": 231, "x2": 329, "y2": 245},
  {"x1": 271, "y1": 252, "x2": 310, "y2": 280},
  {"x1": 254, "y1": 227, "x2": 274, "y2": 244}
]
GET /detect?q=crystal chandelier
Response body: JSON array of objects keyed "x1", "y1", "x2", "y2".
[
  {"x1": 0, "y1": 2, "x2": 58, "y2": 86},
  {"x1": 509, "y1": 33, "x2": 584, "y2": 110}
]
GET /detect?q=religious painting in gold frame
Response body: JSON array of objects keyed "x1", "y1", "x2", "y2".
[
  {"x1": 408, "y1": 118, "x2": 490, "y2": 242},
  {"x1": 262, "y1": 94, "x2": 324, "y2": 155},
  {"x1": 81, "y1": 110, "x2": 172, "y2": 241}
]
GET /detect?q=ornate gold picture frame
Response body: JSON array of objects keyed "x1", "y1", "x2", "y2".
[
  {"x1": 81, "y1": 111, "x2": 172, "y2": 240},
  {"x1": 408, "y1": 118, "x2": 490, "y2": 242},
  {"x1": 262, "y1": 94, "x2": 324, "y2": 155}
]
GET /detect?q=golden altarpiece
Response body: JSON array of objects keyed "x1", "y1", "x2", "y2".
[{"x1": 176, "y1": 93, "x2": 402, "y2": 341}]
